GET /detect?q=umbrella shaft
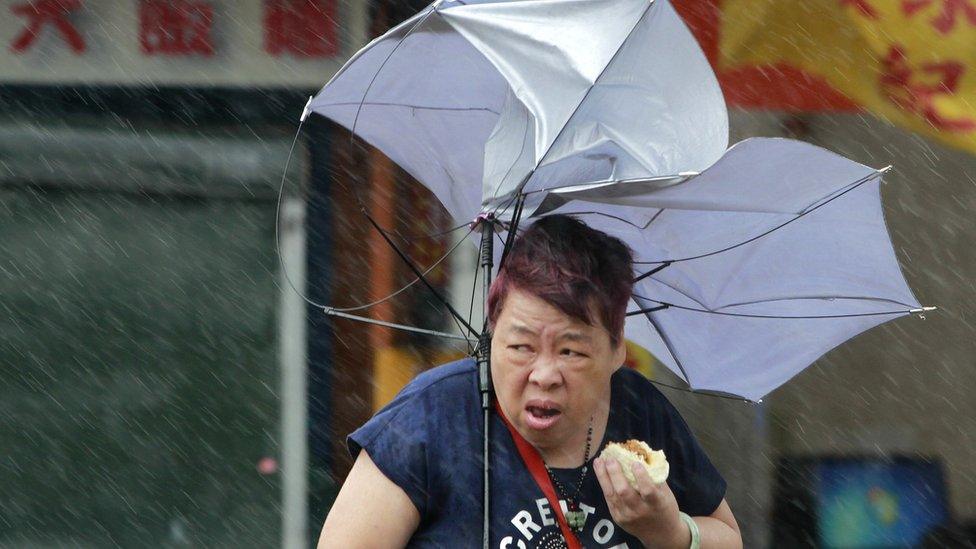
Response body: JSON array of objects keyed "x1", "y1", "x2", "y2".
[{"x1": 477, "y1": 217, "x2": 494, "y2": 549}]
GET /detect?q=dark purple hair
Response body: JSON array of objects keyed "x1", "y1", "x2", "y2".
[{"x1": 487, "y1": 215, "x2": 634, "y2": 347}]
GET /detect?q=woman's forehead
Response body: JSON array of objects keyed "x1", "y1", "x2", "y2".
[
  {"x1": 498, "y1": 290, "x2": 608, "y2": 341},
  {"x1": 507, "y1": 322, "x2": 596, "y2": 343}
]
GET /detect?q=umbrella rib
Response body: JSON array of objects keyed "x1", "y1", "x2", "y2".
[
  {"x1": 401, "y1": 221, "x2": 472, "y2": 242},
  {"x1": 562, "y1": 210, "x2": 661, "y2": 231},
  {"x1": 648, "y1": 380, "x2": 757, "y2": 403},
  {"x1": 274, "y1": 117, "x2": 331, "y2": 309},
  {"x1": 467, "y1": 237, "x2": 481, "y2": 330},
  {"x1": 626, "y1": 305, "x2": 668, "y2": 316},
  {"x1": 481, "y1": 180, "x2": 524, "y2": 221},
  {"x1": 520, "y1": 174, "x2": 691, "y2": 199},
  {"x1": 324, "y1": 100, "x2": 500, "y2": 115},
  {"x1": 798, "y1": 174, "x2": 868, "y2": 214},
  {"x1": 350, "y1": 6, "x2": 438, "y2": 141},
  {"x1": 714, "y1": 295, "x2": 918, "y2": 311},
  {"x1": 640, "y1": 302, "x2": 694, "y2": 387},
  {"x1": 642, "y1": 208, "x2": 666, "y2": 231},
  {"x1": 632, "y1": 170, "x2": 884, "y2": 265},
  {"x1": 323, "y1": 309, "x2": 475, "y2": 343},
  {"x1": 498, "y1": 194, "x2": 526, "y2": 269},
  {"x1": 632, "y1": 293, "x2": 914, "y2": 319},
  {"x1": 329, "y1": 224, "x2": 474, "y2": 313},
  {"x1": 636, "y1": 275, "x2": 710, "y2": 310},
  {"x1": 495, "y1": 231, "x2": 507, "y2": 250},
  {"x1": 632, "y1": 261, "x2": 672, "y2": 284},
  {"x1": 637, "y1": 277, "x2": 917, "y2": 313},
  {"x1": 363, "y1": 208, "x2": 480, "y2": 338},
  {"x1": 487, "y1": 117, "x2": 534, "y2": 202},
  {"x1": 274, "y1": 115, "x2": 470, "y2": 320}
]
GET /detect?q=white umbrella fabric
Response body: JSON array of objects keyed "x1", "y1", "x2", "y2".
[{"x1": 310, "y1": 0, "x2": 727, "y2": 222}]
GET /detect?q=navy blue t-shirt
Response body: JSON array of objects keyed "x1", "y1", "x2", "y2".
[{"x1": 348, "y1": 359, "x2": 727, "y2": 548}]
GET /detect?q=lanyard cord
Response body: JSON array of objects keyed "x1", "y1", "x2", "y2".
[{"x1": 495, "y1": 404, "x2": 584, "y2": 549}]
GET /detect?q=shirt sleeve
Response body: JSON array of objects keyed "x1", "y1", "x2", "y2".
[
  {"x1": 655, "y1": 389, "x2": 728, "y2": 517},
  {"x1": 347, "y1": 388, "x2": 432, "y2": 519}
]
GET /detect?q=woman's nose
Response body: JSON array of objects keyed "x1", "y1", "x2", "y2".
[{"x1": 527, "y1": 356, "x2": 562, "y2": 390}]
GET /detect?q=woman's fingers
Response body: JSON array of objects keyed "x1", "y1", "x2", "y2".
[
  {"x1": 631, "y1": 461, "x2": 660, "y2": 501},
  {"x1": 595, "y1": 457, "x2": 683, "y2": 541},
  {"x1": 594, "y1": 457, "x2": 614, "y2": 499},
  {"x1": 603, "y1": 457, "x2": 635, "y2": 497}
]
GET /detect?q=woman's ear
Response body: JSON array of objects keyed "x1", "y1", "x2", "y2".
[{"x1": 612, "y1": 337, "x2": 627, "y2": 368}]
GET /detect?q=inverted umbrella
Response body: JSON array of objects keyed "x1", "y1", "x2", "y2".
[{"x1": 303, "y1": 0, "x2": 930, "y2": 402}]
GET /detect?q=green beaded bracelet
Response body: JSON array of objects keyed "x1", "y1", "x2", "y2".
[{"x1": 679, "y1": 512, "x2": 701, "y2": 549}]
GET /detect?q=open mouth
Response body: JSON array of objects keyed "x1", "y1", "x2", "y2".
[
  {"x1": 527, "y1": 406, "x2": 560, "y2": 419},
  {"x1": 524, "y1": 401, "x2": 562, "y2": 430}
]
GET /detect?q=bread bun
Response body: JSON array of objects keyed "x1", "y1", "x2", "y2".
[{"x1": 599, "y1": 440, "x2": 669, "y2": 486}]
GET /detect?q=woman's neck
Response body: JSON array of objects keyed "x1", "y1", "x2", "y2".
[{"x1": 538, "y1": 399, "x2": 611, "y2": 468}]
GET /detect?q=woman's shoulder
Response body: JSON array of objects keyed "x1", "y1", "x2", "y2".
[
  {"x1": 611, "y1": 366, "x2": 669, "y2": 406},
  {"x1": 393, "y1": 357, "x2": 478, "y2": 403},
  {"x1": 411, "y1": 356, "x2": 477, "y2": 387},
  {"x1": 348, "y1": 357, "x2": 479, "y2": 456},
  {"x1": 364, "y1": 357, "x2": 478, "y2": 431},
  {"x1": 609, "y1": 367, "x2": 689, "y2": 437}
]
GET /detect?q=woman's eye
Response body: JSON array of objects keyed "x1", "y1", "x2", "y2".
[{"x1": 510, "y1": 344, "x2": 531, "y2": 352}]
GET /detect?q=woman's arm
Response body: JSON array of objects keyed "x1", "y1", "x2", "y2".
[
  {"x1": 696, "y1": 498, "x2": 742, "y2": 549},
  {"x1": 318, "y1": 450, "x2": 421, "y2": 548},
  {"x1": 652, "y1": 498, "x2": 742, "y2": 549}
]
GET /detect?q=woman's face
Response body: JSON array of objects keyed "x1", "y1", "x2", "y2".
[{"x1": 491, "y1": 288, "x2": 626, "y2": 456}]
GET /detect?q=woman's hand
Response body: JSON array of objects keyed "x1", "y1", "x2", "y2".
[{"x1": 593, "y1": 457, "x2": 689, "y2": 549}]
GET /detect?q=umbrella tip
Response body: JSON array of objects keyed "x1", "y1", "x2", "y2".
[
  {"x1": 879, "y1": 165, "x2": 893, "y2": 174},
  {"x1": 909, "y1": 306, "x2": 938, "y2": 319},
  {"x1": 300, "y1": 96, "x2": 313, "y2": 123}
]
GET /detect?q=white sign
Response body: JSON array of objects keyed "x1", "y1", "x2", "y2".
[{"x1": 0, "y1": 0, "x2": 367, "y2": 87}]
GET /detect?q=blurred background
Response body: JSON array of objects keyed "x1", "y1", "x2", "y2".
[{"x1": 0, "y1": 0, "x2": 973, "y2": 547}]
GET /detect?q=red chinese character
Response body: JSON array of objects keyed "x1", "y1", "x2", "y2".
[
  {"x1": 902, "y1": 0, "x2": 976, "y2": 33},
  {"x1": 840, "y1": 0, "x2": 879, "y2": 19},
  {"x1": 879, "y1": 46, "x2": 976, "y2": 131},
  {"x1": 264, "y1": 0, "x2": 338, "y2": 58},
  {"x1": 139, "y1": 0, "x2": 214, "y2": 56},
  {"x1": 10, "y1": 0, "x2": 86, "y2": 54}
]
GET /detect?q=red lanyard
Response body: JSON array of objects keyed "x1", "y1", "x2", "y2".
[{"x1": 495, "y1": 403, "x2": 583, "y2": 549}]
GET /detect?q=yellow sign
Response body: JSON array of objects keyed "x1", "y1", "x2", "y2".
[
  {"x1": 372, "y1": 347, "x2": 467, "y2": 411},
  {"x1": 719, "y1": 0, "x2": 976, "y2": 153},
  {"x1": 623, "y1": 340, "x2": 657, "y2": 380},
  {"x1": 372, "y1": 347, "x2": 420, "y2": 412}
]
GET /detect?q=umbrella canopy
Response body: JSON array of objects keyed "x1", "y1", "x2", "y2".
[
  {"x1": 307, "y1": 0, "x2": 926, "y2": 402},
  {"x1": 545, "y1": 138, "x2": 921, "y2": 401},
  {"x1": 311, "y1": 0, "x2": 728, "y2": 221}
]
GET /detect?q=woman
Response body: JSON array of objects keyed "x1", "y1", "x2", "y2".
[{"x1": 320, "y1": 215, "x2": 742, "y2": 548}]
